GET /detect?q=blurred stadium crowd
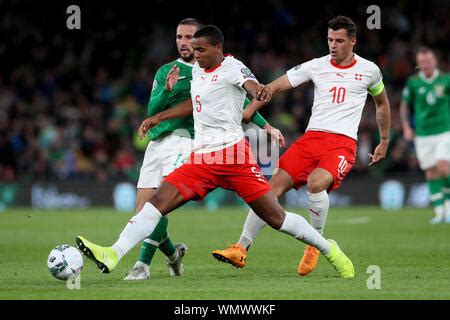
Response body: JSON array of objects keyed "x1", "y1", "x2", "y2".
[{"x1": 0, "y1": 0, "x2": 449, "y2": 182}]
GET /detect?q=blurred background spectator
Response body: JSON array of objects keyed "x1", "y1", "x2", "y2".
[{"x1": 0, "y1": 0, "x2": 448, "y2": 182}]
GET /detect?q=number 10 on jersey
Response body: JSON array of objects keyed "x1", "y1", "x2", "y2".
[{"x1": 329, "y1": 87, "x2": 346, "y2": 104}]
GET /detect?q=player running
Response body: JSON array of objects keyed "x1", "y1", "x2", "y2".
[
  {"x1": 400, "y1": 47, "x2": 450, "y2": 224},
  {"x1": 125, "y1": 18, "x2": 278, "y2": 280},
  {"x1": 212, "y1": 16, "x2": 391, "y2": 276},
  {"x1": 76, "y1": 25, "x2": 354, "y2": 279}
]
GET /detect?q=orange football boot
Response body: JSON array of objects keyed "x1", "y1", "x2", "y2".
[
  {"x1": 298, "y1": 245, "x2": 320, "y2": 276},
  {"x1": 212, "y1": 244, "x2": 247, "y2": 268}
]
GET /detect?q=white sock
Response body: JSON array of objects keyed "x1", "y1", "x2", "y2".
[
  {"x1": 238, "y1": 209, "x2": 267, "y2": 249},
  {"x1": 308, "y1": 190, "x2": 329, "y2": 235},
  {"x1": 279, "y1": 211, "x2": 330, "y2": 254},
  {"x1": 444, "y1": 200, "x2": 450, "y2": 219},
  {"x1": 112, "y1": 202, "x2": 162, "y2": 260},
  {"x1": 434, "y1": 205, "x2": 444, "y2": 220}
]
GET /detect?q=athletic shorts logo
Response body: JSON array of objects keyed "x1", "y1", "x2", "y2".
[{"x1": 337, "y1": 155, "x2": 348, "y2": 180}]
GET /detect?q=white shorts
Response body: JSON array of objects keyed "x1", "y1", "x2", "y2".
[
  {"x1": 414, "y1": 131, "x2": 450, "y2": 170},
  {"x1": 137, "y1": 134, "x2": 193, "y2": 188}
]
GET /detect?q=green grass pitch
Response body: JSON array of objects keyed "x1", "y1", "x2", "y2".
[{"x1": 1, "y1": 206, "x2": 449, "y2": 300}]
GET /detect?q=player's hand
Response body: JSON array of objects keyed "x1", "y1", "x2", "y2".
[
  {"x1": 368, "y1": 142, "x2": 388, "y2": 166},
  {"x1": 138, "y1": 116, "x2": 160, "y2": 139},
  {"x1": 256, "y1": 84, "x2": 272, "y2": 102},
  {"x1": 403, "y1": 126, "x2": 414, "y2": 142},
  {"x1": 264, "y1": 124, "x2": 286, "y2": 148},
  {"x1": 165, "y1": 65, "x2": 180, "y2": 91}
]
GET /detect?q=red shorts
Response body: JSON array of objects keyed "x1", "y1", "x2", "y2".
[
  {"x1": 164, "y1": 139, "x2": 271, "y2": 203},
  {"x1": 277, "y1": 130, "x2": 357, "y2": 191}
]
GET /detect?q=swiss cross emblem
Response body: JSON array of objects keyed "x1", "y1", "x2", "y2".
[
  {"x1": 355, "y1": 74, "x2": 363, "y2": 80},
  {"x1": 211, "y1": 75, "x2": 218, "y2": 82}
]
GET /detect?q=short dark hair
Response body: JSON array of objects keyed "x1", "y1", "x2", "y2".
[
  {"x1": 178, "y1": 18, "x2": 204, "y2": 29},
  {"x1": 193, "y1": 25, "x2": 224, "y2": 45},
  {"x1": 416, "y1": 46, "x2": 434, "y2": 56},
  {"x1": 328, "y1": 16, "x2": 357, "y2": 37}
]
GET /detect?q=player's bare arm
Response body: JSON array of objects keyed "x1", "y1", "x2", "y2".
[
  {"x1": 369, "y1": 89, "x2": 391, "y2": 166},
  {"x1": 242, "y1": 75, "x2": 293, "y2": 122},
  {"x1": 399, "y1": 100, "x2": 414, "y2": 141},
  {"x1": 138, "y1": 98, "x2": 193, "y2": 139},
  {"x1": 263, "y1": 123, "x2": 286, "y2": 148}
]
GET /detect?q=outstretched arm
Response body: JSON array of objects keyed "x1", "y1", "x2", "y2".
[
  {"x1": 138, "y1": 98, "x2": 192, "y2": 139},
  {"x1": 369, "y1": 89, "x2": 391, "y2": 166},
  {"x1": 242, "y1": 75, "x2": 293, "y2": 123}
]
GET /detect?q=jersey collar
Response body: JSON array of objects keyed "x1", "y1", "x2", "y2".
[
  {"x1": 329, "y1": 54, "x2": 357, "y2": 69},
  {"x1": 419, "y1": 69, "x2": 439, "y2": 84},
  {"x1": 177, "y1": 58, "x2": 194, "y2": 67}
]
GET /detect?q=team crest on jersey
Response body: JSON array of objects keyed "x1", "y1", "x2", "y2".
[
  {"x1": 435, "y1": 85, "x2": 445, "y2": 97},
  {"x1": 241, "y1": 68, "x2": 256, "y2": 79}
]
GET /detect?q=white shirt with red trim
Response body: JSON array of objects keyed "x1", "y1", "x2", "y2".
[
  {"x1": 191, "y1": 55, "x2": 258, "y2": 153},
  {"x1": 286, "y1": 54, "x2": 383, "y2": 140}
]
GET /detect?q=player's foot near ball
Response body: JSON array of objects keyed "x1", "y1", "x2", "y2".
[
  {"x1": 167, "y1": 243, "x2": 188, "y2": 276},
  {"x1": 430, "y1": 216, "x2": 444, "y2": 224},
  {"x1": 298, "y1": 245, "x2": 320, "y2": 276},
  {"x1": 123, "y1": 261, "x2": 150, "y2": 280},
  {"x1": 324, "y1": 239, "x2": 354, "y2": 279},
  {"x1": 212, "y1": 243, "x2": 247, "y2": 268},
  {"x1": 76, "y1": 236, "x2": 118, "y2": 273}
]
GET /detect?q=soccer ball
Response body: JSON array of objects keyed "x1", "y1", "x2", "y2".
[{"x1": 47, "y1": 244, "x2": 83, "y2": 280}]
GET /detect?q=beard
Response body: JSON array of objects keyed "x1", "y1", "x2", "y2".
[{"x1": 179, "y1": 51, "x2": 194, "y2": 63}]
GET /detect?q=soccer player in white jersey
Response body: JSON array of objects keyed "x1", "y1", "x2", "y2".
[
  {"x1": 213, "y1": 16, "x2": 391, "y2": 276},
  {"x1": 76, "y1": 25, "x2": 354, "y2": 279}
]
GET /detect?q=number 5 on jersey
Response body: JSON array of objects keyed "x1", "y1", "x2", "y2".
[{"x1": 195, "y1": 95, "x2": 202, "y2": 112}]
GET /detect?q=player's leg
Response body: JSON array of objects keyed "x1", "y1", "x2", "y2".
[
  {"x1": 440, "y1": 161, "x2": 450, "y2": 223},
  {"x1": 298, "y1": 134, "x2": 356, "y2": 275},
  {"x1": 435, "y1": 133, "x2": 450, "y2": 223},
  {"x1": 425, "y1": 166, "x2": 446, "y2": 224},
  {"x1": 248, "y1": 191, "x2": 354, "y2": 278},
  {"x1": 77, "y1": 182, "x2": 187, "y2": 273},
  {"x1": 212, "y1": 134, "x2": 312, "y2": 267},
  {"x1": 238, "y1": 168, "x2": 294, "y2": 249},
  {"x1": 212, "y1": 168, "x2": 294, "y2": 267}
]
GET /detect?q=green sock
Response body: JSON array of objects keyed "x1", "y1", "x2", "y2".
[
  {"x1": 138, "y1": 217, "x2": 169, "y2": 265},
  {"x1": 159, "y1": 233, "x2": 176, "y2": 257},
  {"x1": 428, "y1": 178, "x2": 445, "y2": 218}
]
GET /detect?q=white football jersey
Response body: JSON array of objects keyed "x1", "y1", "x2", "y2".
[
  {"x1": 191, "y1": 55, "x2": 258, "y2": 153},
  {"x1": 286, "y1": 54, "x2": 383, "y2": 140}
]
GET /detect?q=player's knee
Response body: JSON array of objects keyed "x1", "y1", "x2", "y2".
[
  {"x1": 436, "y1": 160, "x2": 450, "y2": 176},
  {"x1": 307, "y1": 179, "x2": 327, "y2": 193}
]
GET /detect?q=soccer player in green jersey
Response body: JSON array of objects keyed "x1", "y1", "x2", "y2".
[
  {"x1": 125, "y1": 18, "x2": 283, "y2": 280},
  {"x1": 400, "y1": 47, "x2": 450, "y2": 224}
]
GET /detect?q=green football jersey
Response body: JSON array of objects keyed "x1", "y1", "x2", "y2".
[
  {"x1": 402, "y1": 71, "x2": 450, "y2": 136},
  {"x1": 147, "y1": 59, "x2": 195, "y2": 140},
  {"x1": 147, "y1": 59, "x2": 268, "y2": 141}
]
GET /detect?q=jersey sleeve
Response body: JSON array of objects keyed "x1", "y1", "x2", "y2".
[
  {"x1": 227, "y1": 60, "x2": 259, "y2": 88},
  {"x1": 286, "y1": 59, "x2": 316, "y2": 88},
  {"x1": 147, "y1": 66, "x2": 171, "y2": 116},
  {"x1": 367, "y1": 64, "x2": 384, "y2": 96}
]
